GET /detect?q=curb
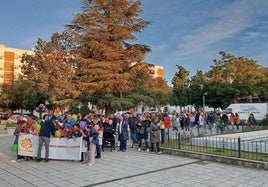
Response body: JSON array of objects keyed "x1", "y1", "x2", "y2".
[{"x1": 161, "y1": 148, "x2": 268, "y2": 170}]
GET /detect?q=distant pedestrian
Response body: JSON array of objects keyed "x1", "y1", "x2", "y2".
[
  {"x1": 221, "y1": 111, "x2": 229, "y2": 130},
  {"x1": 234, "y1": 113, "x2": 240, "y2": 130},
  {"x1": 247, "y1": 113, "x2": 257, "y2": 126},
  {"x1": 171, "y1": 112, "x2": 179, "y2": 131},
  {"x1": 229, "y1": 113, "x2": 235, "y2": 129}
]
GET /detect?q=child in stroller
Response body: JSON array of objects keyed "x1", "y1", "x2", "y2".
[{"x1": 102, "y1": 125, "x2": 116, "y2": 151}]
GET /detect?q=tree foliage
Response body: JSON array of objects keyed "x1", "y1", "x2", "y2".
[
  {"x1": 0, "y1": 79, "x2": 48, "y2": 112},
  {"x1": 171, "y1": 65, "x2": 189, "y2": 87},
  {"x1": 21, "y1": 33, "x2": 78, "y2": 109},
  {"x1": 66, "y1": 0, "x2": 152, "y2": 95},
  {"x1": 207, "y1": 51, "x2": 265, "y2": 84},
  {"x1": 172, "y1": 51, "x2": 268, "y2": 110}
]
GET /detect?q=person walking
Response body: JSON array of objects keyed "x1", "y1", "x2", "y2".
[{"x1": 36, "y1": 114, "x2": 55, "y2": 163}]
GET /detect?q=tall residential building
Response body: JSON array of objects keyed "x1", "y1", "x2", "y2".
[
  {"x1": 0, "y1": 44, "x2": 165, "y2": 86},
  {"x1": 0, "y1": 44, "x2": 34, "y2": 85}
]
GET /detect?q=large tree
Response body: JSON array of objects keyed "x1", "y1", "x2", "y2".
[
  {"x1": 187, "y1": 70, "x2": 206, "y2": 107},
  {"x1": 66, "y1": 0, "x2": 151, "y2": 95},
  {"x1": 204, "y1": 51, "x2": 268, "y2": 105},
  {"x1": 171, "y1": 65, "x2": 190, "y2": 106},
  {"x1": 0, "y1": 79, "x2": 48, "y2": 112},
  {"x1": 207, "y1": 51, "x2": 265, "y2": 84},
  {"x1": 21, "y1": 33, "x2": 78, "y2": 109}
]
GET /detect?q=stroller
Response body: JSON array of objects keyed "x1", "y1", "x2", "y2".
[{"x1": 102, "y1": 125, "x2": 116, "y2": 151}]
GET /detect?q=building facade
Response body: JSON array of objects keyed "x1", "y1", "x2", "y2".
[
  {"x1": 148, "y1": 64, "x2": 164, "y2": 79},
  {"x1": 0, "y1": 44, "x2": 165, "y2": 86},
  {"x1": 0, "y1": 44, "x2": 34, "y2": 85}
]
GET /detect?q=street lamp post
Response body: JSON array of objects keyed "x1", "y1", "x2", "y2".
[{"x1": 203, "y1": 92, "x2": 208, "y2": 113}]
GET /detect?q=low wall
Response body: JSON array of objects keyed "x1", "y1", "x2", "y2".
[
  {"x1": 0, "y1": 125, "x2": 7, "y2": 135},
  {"x1": 162, "y1": 148, "x2": 268, "y2": 170},
  {"x1": 6, "y1": 127, "x2": 15, "y2": 135}
]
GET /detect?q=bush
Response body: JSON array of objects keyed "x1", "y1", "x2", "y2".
[
  {"x1": 6, "y1": 123, "x2": 17, "y2": 128},
  {"x1": 260, "y1": 118, "x2": 268, "y2": 126}
]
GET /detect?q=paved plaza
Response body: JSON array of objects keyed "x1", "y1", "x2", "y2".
[{"x1": 0, "y1": 135, "x2": 268, "y2": 187}]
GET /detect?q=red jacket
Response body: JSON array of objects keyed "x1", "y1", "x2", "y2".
[{"x1": 164, "y1": 116, "x2": 171, "y2": 128}]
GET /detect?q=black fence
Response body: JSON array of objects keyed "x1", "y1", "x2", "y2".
[{"x1": 160, "y1": 131, "x2": 268, "y2": 162}]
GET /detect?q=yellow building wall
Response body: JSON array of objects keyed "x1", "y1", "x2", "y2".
[{"x1": 0, "y1": 44, "x2": 34, "y2": 85}]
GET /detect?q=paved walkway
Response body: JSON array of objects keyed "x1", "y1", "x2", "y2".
[{"x1": 0, "y1": 135, "x2": 268, "y2": 187}]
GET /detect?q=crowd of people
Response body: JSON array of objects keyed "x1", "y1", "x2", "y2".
[
  {"x1": 11, "y1": 110, "x2": 164, "y2": 166},
  {"x1": 11, "y1": 108, "x2": 257, "y2": 165}
]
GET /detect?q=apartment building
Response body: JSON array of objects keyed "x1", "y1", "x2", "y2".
[
  {"x1": 0, "y1": 44, "x2": 34, "y2": 85},
  {"x1": 0, "y1": 44, "x2": 165, "y2": 87},
  {"x1": 148, "y1": 64, "x2": 164, "y2": 79}
]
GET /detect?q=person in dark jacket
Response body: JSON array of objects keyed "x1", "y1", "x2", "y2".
[
  {"x1": 117, "y1": 114, "x2": 129, "y2": 152},
  {"x1": 221, "y1": 111, "x2": 229, "y2": 130},
  {"x1": 37, "y1": 114, "x2": 55, "y2": 163},
  {"x1": 129, "y1": 113, "x2": 139, "y2": 148},
  {"x1": 137, "y1": 114, "x2": 150, "y2": 152}
]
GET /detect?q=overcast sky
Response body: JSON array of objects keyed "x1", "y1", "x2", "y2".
[{"x1": 1, "y1": 0, "x2": 268, "y2": 84}]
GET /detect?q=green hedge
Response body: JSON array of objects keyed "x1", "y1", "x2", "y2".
[
  {"x1": 260, "y1": 118, "x2": 268, "y2": 126},
  {"x1": 6, "y1": 123, "x2": 17, "y2": 128}
]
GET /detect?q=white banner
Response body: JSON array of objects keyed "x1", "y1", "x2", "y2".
[{"x1": 18, "y1": 134, "x2": 82, "y2": 160}]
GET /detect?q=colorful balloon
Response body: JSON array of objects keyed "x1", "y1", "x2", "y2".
[
  {"x1": 72, "y1": 114, "x2": 78, "y2": 121},
  {"x1": 55, "y1": 130, "x2": 61, "y2": 138},
  {"x1": 69, "y1": 118, "x2": 76, "y2": 126},
  {"x1": 35, "y1": 124, "x2": 41, "y2": 131}
]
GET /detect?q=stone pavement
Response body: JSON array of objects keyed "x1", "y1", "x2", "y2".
[{"x1": 0, "y1": 135, "x2": 268, "y2": 187}]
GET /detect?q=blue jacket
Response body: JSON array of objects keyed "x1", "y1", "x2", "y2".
[
  {"x1": 90, "y1": 128, "x2": 99, "y2": 145},
  {"x1": 39, "y1": 120, "x2": 55, "y2": 138}
]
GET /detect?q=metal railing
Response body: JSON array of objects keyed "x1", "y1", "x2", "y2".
[{"x1": 160, "y1": 131, "x2": 268, "y2": 162}]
